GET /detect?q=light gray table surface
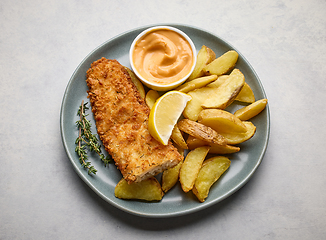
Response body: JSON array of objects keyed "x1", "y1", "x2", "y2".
[{"x1": 1, "y1": 0, "x2": 325, "y2": 239}]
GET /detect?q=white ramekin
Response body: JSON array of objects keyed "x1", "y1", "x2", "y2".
[{"x1": 129, "y1": 26, "x2": 197, "y2": 91}]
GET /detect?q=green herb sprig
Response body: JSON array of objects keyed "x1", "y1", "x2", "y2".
[{"x1": 75, "y1": 100, "x2": 111, "y2": 175}]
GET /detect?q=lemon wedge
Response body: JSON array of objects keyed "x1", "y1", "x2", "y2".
[{"x1": 148, "y1": 91, "x2": 192, "y2": 145}]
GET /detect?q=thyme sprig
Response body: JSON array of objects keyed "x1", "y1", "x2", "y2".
[{"x1": 75, "y1": 100, "x2": 111, "y2": 175}]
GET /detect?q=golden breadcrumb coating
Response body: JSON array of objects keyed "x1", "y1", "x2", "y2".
[{"x1": 86, "y1": 58, "x2": 183, "y2": 183}]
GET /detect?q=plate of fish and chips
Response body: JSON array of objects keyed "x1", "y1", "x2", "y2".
[{"x1": 60, "y1": 24, "x2": 270, "y2": 217}]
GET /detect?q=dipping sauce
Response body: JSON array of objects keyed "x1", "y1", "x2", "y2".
[{"x1": 132, "y1": 29, "x2": 194, "y2": 85}]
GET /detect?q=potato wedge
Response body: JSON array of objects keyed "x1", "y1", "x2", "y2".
[
  {"x1": 220, "y1": 121, "x2": 256, "y2": 144},
  {"x1": 174, "y1": 142, "x2": 185, "y2": 156},
  {"x1": 124, "y1": 67, "x2": 146, "y2": 99},
  {"x1": 162, "y1": 161, "x2": 183, "y2": 193},
  {"x1": 198, "y1": 109, "x2": 247, "y2": 133},
  {"x1": 145, "y1": 90, "x2": 160, "y2": 109},
  {"x1": 171, "y1": 125, "x2": 188, "y2": 149},
  {"x1": 186, "y1": 135, "x2": 240, "y2": 154},
  {"x1": 235, "y1": 82, "x2": 255, "y2": 103},
  {"x1": 176, "y1": 75, "x2": 218, "y2": 93},
  {"x1": 188, "y1": 45, "x2": 216, "y2": 81},
  {"x1": 202, "y1": 69, "x2": 245, "y2": 109},
  {"x1": 177, "y1": 119, "x2": 227, "y2": 146},
  {"x1": 203, "y1": 50, "x2": 238, "y2": 76},
  {"x1": 183, "y1": 73, "x2": 242, "y2": 120},
  {"x1": 183, "y1": 87, "x2": 218, "y2": 121},
  {"x1": 115, "y1": 177, "x2": 164, "y2": 201},
  {"x1": 192, "y1": 156, "x2": 230, "y2": 202},
  {"x1": 234, "y1": 99, "x2": 268, "y2": 120},
  {"x1": 179, "y1": 146, "x2": 210, "y2": 192},
  {"x1": 206, "y1": 75, "x2": 229, "y2": 88},
  {"x1": 208, "y1": 77, "x2": 255, "y2": 104}
]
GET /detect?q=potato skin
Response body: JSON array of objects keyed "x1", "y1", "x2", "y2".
[
  {"x1": 220, "y1": 121, "x2": 256, "y2": 145},
  {"x1": 183, "y1": 87, "x2": 218, "y2": 121},
  {"x1": 198, "y1": 109, "x2": 247, "y2": 133},
  {"x1": 124, "y1": 67, "x2": 146, "y2": 99},
  {"x1": 234, "y1": 99, "x2": 268, "y2": 120},
  {"x1": 202, "y1": 68, "x2": 245, "y2": 109},
  {"x1": 235, "y1": 82, "x2": 255, "y2": 103},
  {"x1": 188, "y1": 45, "x2": 216, "y2": 81},
  {"x1": 114, "y1": 46, "x2": 267, "y2": 204},
  {"x1": 203, "y1": 50, "x2": 238, "y2": 76},
  {"x1": 115, "y1": 177, "x2": 164, "y2": 201},
  {"x1": 162, "y1": 161, "x2": 183, "y2": 193},
  {"x1": 176, "y1": 75, "x2": 217, "y2": 93},
  {"x1": 145, "y1": 90, "x2": 160, "y2": 109},
  {"x1": 186, "y1": 135, "x2": 240, "y2": 154},
  {"x1": 178, "y1": 119, "x2": 227, "y2": 146},
  {"x1": 179, "y1": 146, "x2": 210, "y2": 192},
  {"x1": 171, "y1": 125, "x2": 188, "y2": 149},
  {"x1": 192, "y1": 156, "x2": 231, "y2": 202}
]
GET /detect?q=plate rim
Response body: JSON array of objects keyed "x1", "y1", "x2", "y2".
[{"x1": 60, "y1": 23, "x2": 270, "y2": 218}]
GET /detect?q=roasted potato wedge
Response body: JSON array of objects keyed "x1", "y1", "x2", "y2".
[
  {"x1": 220, "y1": 121, "x2": 256, "y2": 144},
  {"x1": 183, "y1": 87, "x2": 218, "y2": 121},
  {"x1": 176, "y1": 75, "x2": 218, "y2": 93},
  {"x1": 184, "y1": 73, "x2": 242, "y2": 120},
  {"x1": 162, "y1": 161, "x2": 183, "y2": 193},
  {"x1": 208, "y1": 77, "x2": 255, "y2": 104},
  {"x1": 188, "y1": 45, "x2": 216, "y2": 81},
  {"x1": 171, "y1": 125, "x2": 188, "y2": 149},
  {"x1": 145, "y1": 90, "x2": 160, "y2": 109},
  {"x1": 206, "y1": 75, "x2": 229, "y2": 88},
  {"x1": 115, "y1": 177, "x2": 164, "y2": 201},
  {"x1": 235, "y1": 82, "x2": 255, "y2": 103},
  {"x1": 234, "y1": 99, "x2": 268, "y2": 120},
  {"x1": 192, "y1": 156, "x2": 231, "y2": 202},
  {"x1": 124, "y1": 67, "x2": 146, "y2": 99},
  {"x1": 187, "y1": 135, "x2": 240, "y2": 154},
  {"x1": 174, "y1": 142, "x2": 185, "y2": 156},
  {"x1": 179, "y1": 146, "x2": 210, "y2": 192},
  {"x1": 203, "y1": 50, "x2": 238, "y2": 76},
  {"x1": 178, "y1": 119, "x2": 227, "y2": 146},
  {"x1": 198, "y1": 109, "x2": 247, "y2": 133},
  {"x1": 202, "y1": 69, "x2": 245, "y2": 109}
]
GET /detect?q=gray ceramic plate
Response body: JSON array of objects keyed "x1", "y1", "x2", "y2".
[{"x1": 60, "y1": 24, "x2": 270, "y2": 218}]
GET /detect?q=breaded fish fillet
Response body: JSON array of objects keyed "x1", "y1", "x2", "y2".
[{"x1": 86, "y1": 58, "x2": 183, "y2": 183}]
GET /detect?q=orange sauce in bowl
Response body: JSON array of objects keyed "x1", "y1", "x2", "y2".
[{"x1": 132, "y1": 29, "x2": 194, "y2": 85}]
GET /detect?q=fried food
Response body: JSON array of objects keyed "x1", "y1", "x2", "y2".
[
  {"x1": 192, "y1": 156, "x2": 230, "y2": 202},
  {"x1": 198, "y1": 109, "x2": 247, "y2": 133},
  {"x1": 220, "y1": 121, "x2": 256, "y2": 144},
  {"x1": 176, "y1": 75, "x2": 218, "y2": 93},
  {"x1": 178, "y1": 119, "x2": 227, "y2": 146},
  {"x1": 86, "y1": 58, "x2": 183, "y2": 183},
  {"x1": 188, "y1": 45, "x2": 216, "y2": 81},
  {"x1": 161, "y1": 161, "x2": 183, "y2": 193},
  {"x1": 202, "y1": 68, "x2": 245, "y2": 109},
  {"x1": 179, "y1": 146, "x2": 210, "y2": 192},
  {"x1": 234, "y1": 99, "x2": 268, "y2": 120},
  {"x1": 206, "y1": 75, "x2": 229, "y2": 88},
  {"x1": 235, "y1": 82, "x2": 255, "y2": 103},
  {"x1": 207, "y1": 76, "x2": 255, "y2": 104},
  {"x1": 115, "y1": 177, "x2": 164, "y2": 201},
  {"x1": 171, "y1": 125, "x2": 188, "y2": 149},
  {"x1": 186, "y1": 135, "x2": 240, "y2": 154},
  {"x1": 203, "y1": 50, "x2": 238, "y2": 76},
  {"x1": 124, "y1": 67, "x2": 146, "y2": 99},
  {"x1": 145, "y1": 90, "x2": 160, "y2": 109},
  {"x1": 183, "y1": 86, "x2": 217, "y2": 121}
]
